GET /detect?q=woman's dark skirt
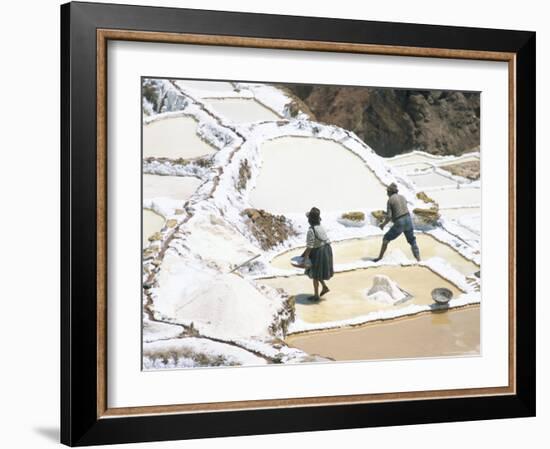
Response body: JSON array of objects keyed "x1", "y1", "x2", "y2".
[{"x1": 306, "y1": 244, "x2": 334, "y2": 281}]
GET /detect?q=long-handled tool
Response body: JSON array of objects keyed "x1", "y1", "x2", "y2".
[{"x1": 228, "y1": 254, "x2": 261, "y2": 274}]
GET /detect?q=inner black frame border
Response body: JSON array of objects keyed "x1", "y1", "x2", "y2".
[{"x1": 61, "y1": 2, "x2": 535, "y2": 446}]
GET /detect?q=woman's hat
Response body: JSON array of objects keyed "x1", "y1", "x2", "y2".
[{"x1": 306, "y1": 207, "x2": 321, "y2": 218}]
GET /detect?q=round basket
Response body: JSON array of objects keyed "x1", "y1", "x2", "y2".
[{"x1": 290, "y1": 256, "x2": 306, "y2": 268}]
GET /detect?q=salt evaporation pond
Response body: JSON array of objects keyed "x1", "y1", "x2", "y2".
[
  {"x1": 429, "y1": 187, "x2": 481, "y2": 208},
  {"x1": 204, "y1": 98, "x2": 280, "y2": 123},
  {"x1": 387, "y1": 152, "x2": 444, "y2": 166},
  {"x1": 174, "y1": 80, "x2": 236, "y2": 96},
  {"x1": 439, "y1": 155, "x2": 480, "y2": 167},
  {"x1": 258, "y1": 265, "x2": 463, "y2": 324},
  {"x1": 143, "y1": 209, "x2": 165, "y2": 247},
  {"x1": 395, "y1": 162, "x2": 433, "y2": 173},
  {"x1": 286, "y1": 306, "x2": 480, "y2": 360},
  {"x1": 143, "y1": 174, "x2": 202, "y2": 201},
  {"x1": 143, "y1": 116, "x2": 216, "y2": 159},
  {"x1": 440, "y1": 211, "x2": 481, "y2": 241},
  {"x1": 250, "y1": 137, "x2": 387, "y2": 214},
  {"x1": 440, "y1": 207, "x2": 480, "y2": 220},
  {"x1": 271, "y1": 234, "x2": 479, "y2": 276},
  {"x1": 388, "y1": 152, "x2": 479, "y2": 168},
  {"x1": 408, "y1": 171, "x2": 459, "y2": 188}
]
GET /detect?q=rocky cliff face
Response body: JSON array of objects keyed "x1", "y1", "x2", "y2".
[{"x1": 278, "y1": 84, "x2": 480, "y2": 157}]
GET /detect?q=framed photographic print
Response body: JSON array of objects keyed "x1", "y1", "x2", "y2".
[{"x1": 60, "y1": 1, "x2": 536, "y2": 446}]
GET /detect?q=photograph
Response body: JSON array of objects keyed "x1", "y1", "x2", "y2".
[{"x1": 141, "y1": 77, "x2": 481, "y2": 370}]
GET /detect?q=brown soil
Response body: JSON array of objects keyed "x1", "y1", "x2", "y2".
[
  {"x1": 416, "y1": 191, "x2": 437, "y2": 205},
  {"x1": 441, "y1": 160, "x2": 480, "y2": 180},
  {"x1": 243, "y1": 208, "x2": 297, "y2": 250},
  {"x1": 413, "y1": 207, "x2": 440, "y2": 225},
  {"x1": 341, "y1": 211, "x2": 365, "y2": 221},
  {"x1": 278, "y1": 84, "x2": 480, "y2": 157},
  {"x1": 371, "y1": 210, "x2": 388, "y2": 226},
  {"x1": 413, "y1": 192, "x2": 440, "y2": 225},
  {"x1": 274, "y1": 85, "x2": 317, "y2": 119},
  {"x1": 143, "y1": 155, "x2": 213, "y2": 168}
]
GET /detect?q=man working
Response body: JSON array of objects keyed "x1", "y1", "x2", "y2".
[{"x1": 374, "y1": 182, "x2": 421, "y2": 262}]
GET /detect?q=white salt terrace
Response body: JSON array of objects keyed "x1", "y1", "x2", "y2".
[
  {"x1": 286, "y1": 305, "x2": 480, "y2": 361},
  {"x1": 259, "y1": 265, "x2": 464, "y2": 324},
  {"x1": 438, "y1": 155, "x2": 480, "y2": 167},
  {"x1": 387, "y1": 152, "x2": 446, "y2": 167},
  {"x1": 401, "y1": 158, "x2": 481, "y2": 234},
  {"x1": 440, "y1": 207, "x2": 480, "y2": 220},
  {"x1": 173, "y1": 80, "x2": 237, "y2": 96},
  {"x1": 204, "y1": 98, "x2": 280, "y2": 123},
  {"x1": 143, "y1": 116, "x2": 216, "y2": 159},
  {"x1": 428, "y1": 187, "x2": 481, "y2": 208},
  {"x1": 143, "y1": 209, "x2": 165, "y2": 247},
  {"x1": 408, "y1": 171, "x2": 459, "y2": 189},
  {"x1": 440, "y1": 211, "x2": 481, "y2": 242},
  {"x1": 143, "y1": 174, "x2": 202, "y2": 201},
  {"x1": 271, "y1": 233, "x2": 479, "y2": 276},
  {"x1": 250, "y1": 137, "x2": 387, "y2": 214},
  {"x1": 387, "y1": 151, "x2": 479, "y2": 168},
  {"x1": 395, "y1": 162, "x2": 433, "y2": 173}
]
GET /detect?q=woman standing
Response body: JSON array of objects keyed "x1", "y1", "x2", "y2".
[{"x1": 302, "y1": 207, "x2": 334, "y2": 301}]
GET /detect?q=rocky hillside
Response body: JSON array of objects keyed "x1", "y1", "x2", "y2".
[{"x1": 277, "y1": 84, "x2": 480, "y2": 157}]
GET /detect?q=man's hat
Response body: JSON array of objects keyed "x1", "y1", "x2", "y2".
[{"x1": 387, "y1": 183, "x2": 399, "y2": 194}]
